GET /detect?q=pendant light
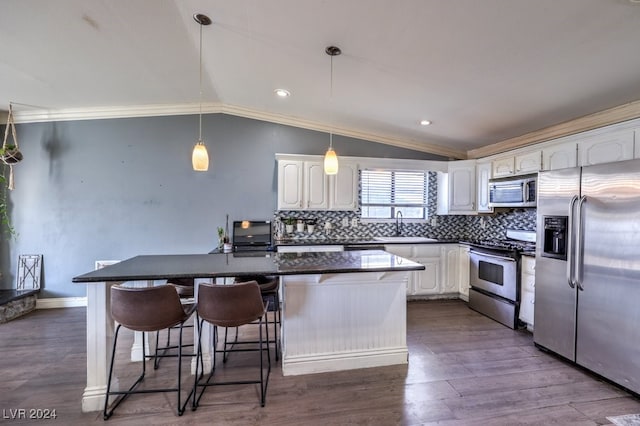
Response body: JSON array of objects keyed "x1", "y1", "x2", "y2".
[
  {"x1": 192, "y1": 13, "x2": 211, "y2": 171},
  {"x1": 324, "y1": 45, "x2": 341, "y2": 175}
]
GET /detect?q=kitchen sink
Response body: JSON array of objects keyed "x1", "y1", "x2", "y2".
[{"x1": 373, "y1": 236, "x2": 438, "y2": 243}]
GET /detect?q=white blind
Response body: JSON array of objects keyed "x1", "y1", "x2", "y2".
[{"x1": 361, "y1": 170, "x2": 428, "y2": 219}]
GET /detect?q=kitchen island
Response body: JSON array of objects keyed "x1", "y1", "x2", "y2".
[{"x1": 73, "y1": 250, "x2": 423, "y2": 412}]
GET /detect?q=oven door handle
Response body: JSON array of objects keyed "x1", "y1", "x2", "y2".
[{"x1": 470, "y1": 251, "x2": 516, "y2": 263}]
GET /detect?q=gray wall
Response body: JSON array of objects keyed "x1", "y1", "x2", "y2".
[{"x1": 0, "y1": 114, "x2": 444, "y2": 297}]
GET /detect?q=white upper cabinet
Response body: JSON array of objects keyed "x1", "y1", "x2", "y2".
[
  {"x1": 476, "y1": 161, "x2": 492, "y2": 213},
  {"x1": 329, "y1": 161, "x2": 358, "y2": 211},
  {"x1": 277, "y1": 156, "x2": 358, "y2": 211},
  {"x1": 304, "y1": 161, "x2": 329, "y2": 209},
  {"x1": 448, "y1": 160, "x2": 476, "y2": 214},
  {"x1": 542, "y1": 141, "x2": 577, "y2": 171},
  {"x1": 277, "y1": 160, "x2": 304, "y2": 209},
  {"x1": 514, "y1": 150, "x2": 541, "y2": 175},
  {"x1": 492, "y1": 156, "x2": 515, "y2": 178},
  {"x1": 492, "y1": 151, "x2": 540, "y2": 178},
  {"x1": 578, "y1": 128, "x2": 634, "y2": 167}
]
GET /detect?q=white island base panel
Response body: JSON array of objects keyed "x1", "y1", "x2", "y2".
[{"x1": 281, "y1": 271, "x2": 409, "y2": 376}]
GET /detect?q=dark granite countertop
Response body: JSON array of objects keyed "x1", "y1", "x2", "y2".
[{"x1": 72, "y1": 250, "x2": 425, "y2": 283}]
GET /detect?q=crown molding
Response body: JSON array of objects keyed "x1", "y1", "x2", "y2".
[
  {"x1": 467, "y1": 99, "x2": 640, "y2": 159},
  {"x1": 8, "y1": 102, "x2": 465, "y2": 160}
]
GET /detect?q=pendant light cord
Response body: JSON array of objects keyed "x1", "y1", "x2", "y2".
[
  {"x1": 329, "y1": 51, "x2": 334, "y2": 149},
  {"x1": 198, "y1": 20, "x2": 203, "y2": 143}
]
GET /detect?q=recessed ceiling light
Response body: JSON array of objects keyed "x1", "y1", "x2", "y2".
[
  {"x1": 420, "y1": 120, "x2": 432, "y2": 126},
  {"x1": 274, "y1": 89, "x2": 291, "y2": 98}
]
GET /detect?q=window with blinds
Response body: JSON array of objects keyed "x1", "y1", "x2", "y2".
[{"x1": 360, "y1": 169, "x2": 428, "y2": 219}]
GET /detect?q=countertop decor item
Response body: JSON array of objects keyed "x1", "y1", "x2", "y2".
[
  {"x1": 284, "y1": 217, "x2": 296, "y2": 234},
  {"x1": 191, "y1": 13, "x2": 211, "y2": 171},
  {"x1": 217, "y1": 226, "x2": 225, "y2": 249},
  {"x1": 306, "y1": 219, "x2": 316, "y2": 234}
]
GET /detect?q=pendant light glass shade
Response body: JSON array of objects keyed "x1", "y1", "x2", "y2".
[
  {"x1": 192, "y1": 140, "x2": 209, "y2": 171},
  {"x1": 324, "y1": 146, "x2": 339, "y2": 175}
]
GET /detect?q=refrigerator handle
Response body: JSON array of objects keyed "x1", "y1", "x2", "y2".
[
  {"x1": 575, "y1": 195, "x2": 587, "y2": 291},
  {"x1": 567, "y1": 195, "x2": 579, "y2": 289}
]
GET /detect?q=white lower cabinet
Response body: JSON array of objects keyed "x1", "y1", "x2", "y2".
[
  {"x1": 458, "y1": 245, "x2": 470, "y2": 301},
  {"x1": 385, "y1": 243, "x2": 461, "y2": 298},
  {"x1": 519, "y1": 255, "x2": 536, "y2": 330},
  {"x1": 440, "y1": 245, "x2": 459, "y2": 294},
  {"x1": 412, "y1": 258, "x2": 440, "y2": 295}
]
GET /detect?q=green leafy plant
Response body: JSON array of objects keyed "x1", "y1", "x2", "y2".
[
  {"x1": 284, "y1": 217, "x2": 296, "y2": 226},
  {"x1": 0, "y1": 168, "x2": 16, "y2": 239},
  {"x1": 0, "y1": 144, "x2": 23, "y2": 164}
]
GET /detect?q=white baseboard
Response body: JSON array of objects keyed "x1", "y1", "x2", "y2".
[
  {"x1": 282, "y1": 347, "x2": 408, "y2": 376},
  {"x1": 36, "y1": 297, "x2": 87, "y2": 309}
]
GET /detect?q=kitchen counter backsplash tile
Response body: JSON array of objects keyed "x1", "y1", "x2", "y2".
[
  {"x1": 464, "y1": 208, "x2": 536, "y2": 240},
  {"x1": 273, "y1": 208, "x2": 535, "y2": 242},
  {"x1": 275, "y1": 169, "x2": 536, "y2": 243}
]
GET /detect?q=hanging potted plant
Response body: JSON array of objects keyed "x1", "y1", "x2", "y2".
[
  {"x1": 0, "y1": 144, "x2": 23, "y2": 164},
  {"x1": 2, "y1": 103, "x2": 23, "y2": 190}
]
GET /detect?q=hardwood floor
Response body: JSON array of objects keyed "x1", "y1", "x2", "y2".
[{"x1": 1, "y1": 300, "x2": 639, "y2": 425}]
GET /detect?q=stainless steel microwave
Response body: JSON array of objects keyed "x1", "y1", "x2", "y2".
[{"x1": 488, "y1": 174, "x2": 537, "y2": 208}]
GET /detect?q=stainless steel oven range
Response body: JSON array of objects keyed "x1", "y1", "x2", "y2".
[{"x1": 465, "y1": 229, "x2": 536, "y2": 329}]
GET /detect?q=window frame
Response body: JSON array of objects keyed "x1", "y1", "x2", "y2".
[{"x1": 359, "y1": 168, "x2": 429, "y2": 222}]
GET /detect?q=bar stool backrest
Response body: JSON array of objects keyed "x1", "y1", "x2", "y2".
[
  {"x1": 111, "y1": 285, "x2": 186, "y2": 332},
  {"x1": 197, "y1": 281, "x2": 265, "y2": 328}
]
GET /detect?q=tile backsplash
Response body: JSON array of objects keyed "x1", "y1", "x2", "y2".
[
  {"x1": 274, "y1": 208, "x2": 536, "y2": 242},
  {"x1": 275, "y1": 171, "x2": 537, "y2": 242}
]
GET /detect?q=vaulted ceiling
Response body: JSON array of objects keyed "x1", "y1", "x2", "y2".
[{"x1": 2, "y1": 0, "x2": 640, "y2": 159}]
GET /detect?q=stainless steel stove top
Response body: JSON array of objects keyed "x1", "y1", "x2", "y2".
[{"x1": 463, "y1": 229, "x2": 536, "y2": 257}]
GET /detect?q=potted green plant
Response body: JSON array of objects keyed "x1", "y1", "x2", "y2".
[
  {"x1": 0, "y1": 170, "x2": 16, "y2": 238},
  {"x1": 217, "y1": 227, "x2": 225, "y2": 249},
  {"x1": 284, "y1": 217, "x2": 296, "y2": 234},
  {"x1": 306, "y1": 219, "x2": 317, "y2": 234},
  {"x1": 0, "y1": 144, "x2": 23, "y2": 164}
]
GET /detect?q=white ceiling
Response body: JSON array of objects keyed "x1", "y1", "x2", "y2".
[{"x1": 2, "y1": 0, "x2": 640, "y2": 158}]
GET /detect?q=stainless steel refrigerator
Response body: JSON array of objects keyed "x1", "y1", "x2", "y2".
[{"x1": 534, "y1": 158, "x2": 640, "y2": 394}]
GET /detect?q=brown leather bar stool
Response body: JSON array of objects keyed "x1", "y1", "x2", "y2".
[
  {"x1": 104, "y1": 285, "x2": 196, "y2": 420},
  {"x1": 233, "y1": 275, "x2": 281, "y2": 360},
  {"x1": 192, "y1": 281, "x2": 271, "y2": 409},
  {"x1": 154, "y1": 278, "x2": 196, "y2": 369}
]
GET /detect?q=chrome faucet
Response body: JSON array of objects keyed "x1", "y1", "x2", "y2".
[{"x1": 395, "y1": 211, "x2": 403, "y2": 236}]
